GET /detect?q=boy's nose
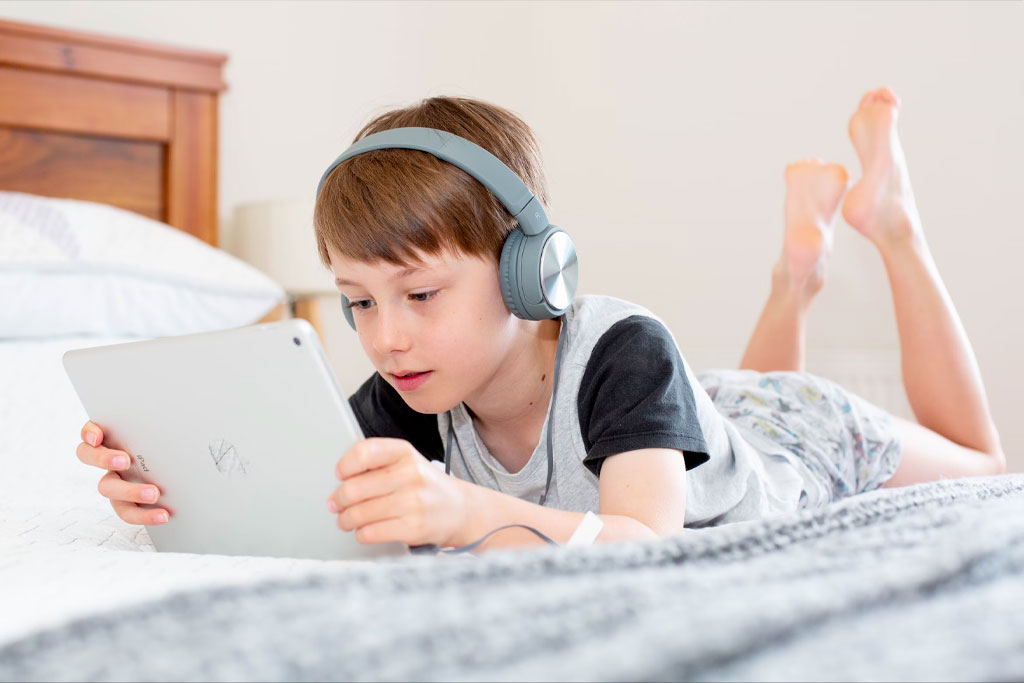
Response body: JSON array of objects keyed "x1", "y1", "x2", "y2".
[{"x1": 371, "y1": 307, "x2": 411, "y2": 354}]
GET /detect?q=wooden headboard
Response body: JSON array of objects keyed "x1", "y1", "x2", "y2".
[{"x1": 0, "y1": 18, "x2": 227, "y2": 246}]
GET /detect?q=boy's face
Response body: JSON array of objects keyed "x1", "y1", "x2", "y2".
[{"x1": 328, "y1": 245, "x2": 517, "y2": 414}]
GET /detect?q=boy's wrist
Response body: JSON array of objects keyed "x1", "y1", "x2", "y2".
[{"x1": 448, "y1": 478, "x2": 492, "y2": 547}]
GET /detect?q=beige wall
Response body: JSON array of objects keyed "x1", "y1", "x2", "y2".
[{"x1": 4, "y1": 1, "x2": 1022, "y2": 470}]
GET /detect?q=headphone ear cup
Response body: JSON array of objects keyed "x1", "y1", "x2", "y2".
[
  {"x1": 500, "y1": 228, "x2": 530, "y2": 320},
  {"x1": 340, "y1": 294, "x2": 357, "y2": 331},
  {"x1": 501, "y1": 225, "x2": 579, "y2": 321}
]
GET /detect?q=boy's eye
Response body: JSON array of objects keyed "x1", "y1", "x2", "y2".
[
  {"x1": 347, "y1": 299, "x2": 372, "y2": 311},
  {"x1": 345, "y1": 290, "x2": 438, "y2": 312},
  {"x1": 409, "y1": 291, "x2": 438, "y2": 303}
]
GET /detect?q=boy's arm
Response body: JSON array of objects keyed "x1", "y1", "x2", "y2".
[{"x1": 451, "y1": 447, "x2": 688, "y2": 552}]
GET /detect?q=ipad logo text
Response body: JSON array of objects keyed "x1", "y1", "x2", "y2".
[
  {"x1": 209, "y1": 439, "x2": 250, "y2": 477},
  {"x1": 136, "y1": 454, "x2": 150, "y2": 472}
]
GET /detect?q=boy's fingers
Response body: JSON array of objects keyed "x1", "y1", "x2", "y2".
[
  {"x1": 80, "y1": 421, "x2": 103, "y2": 447},
  {"x1": 331, "y1": 465, "x2": 404, "y2": 509},
  {"x1": 76, "y1": 442, "x2": 131, "y2": 471},
  {"x1": 336, "y1": 438, "x2": 409, "y2": 480},
  {"x1": 336, "y1": 492, "x2": 404, "y2": 533},
  {"x1": 110, "y1": 498, "x2": 170, "y2": 526},
  {"x1": 97, "y1": 470, "x2": 161, "y2": 505}
]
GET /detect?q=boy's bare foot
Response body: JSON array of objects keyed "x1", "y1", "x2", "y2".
[
  {"x1": 842, "y1": 87, "x2": 923, "y2": 248},
  {"x1": 773, "y1": 159, "x2": 849, "y2": 300}
]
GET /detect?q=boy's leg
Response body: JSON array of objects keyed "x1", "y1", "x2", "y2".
[
  {"x1": 841, "y1": 87, "x2": 1006, "y2": 482},
  {"x1": 739, "y1": 161, "x2": 848, "y2": 372},
  {"x1": 883, "y1": 415, "x2": 1004, "y2": 485}
]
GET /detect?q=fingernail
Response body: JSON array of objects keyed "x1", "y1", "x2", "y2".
[
  {"x1": 327, "y1": 499, "x2": 340, "y2": 513},
  {"x1": 141, "y1": 487, "x2": 158, "y2": 503},
  {"x1": 87, "y1": 431, "x2": 99, "y2": 447},
  {"x1": 154, "y1": 511, "x2": 169, "y2": 524},
  {"x1": 112, "y1": 455, "x2": 129, "y2": 469}
]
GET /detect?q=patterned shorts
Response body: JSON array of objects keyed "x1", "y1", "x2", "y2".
[{"x1": 695, "y1": 368, "x2": 904, "y2": 503}]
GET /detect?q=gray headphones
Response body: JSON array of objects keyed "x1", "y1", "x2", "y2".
[{"x1": 315, "y1": 126, "x2": 579, "y2": 331}]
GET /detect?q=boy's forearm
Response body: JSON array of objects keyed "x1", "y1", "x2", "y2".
[{"x1": 450, "y1": 479, "x2": 659, "y2": 552}]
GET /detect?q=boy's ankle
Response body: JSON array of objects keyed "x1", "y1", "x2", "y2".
[{"x1": 771, "y1": 262, "x2": 821, "y2": 308}]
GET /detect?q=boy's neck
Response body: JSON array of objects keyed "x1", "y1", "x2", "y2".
[{"x1": 463, "y1": 316, "x2": 562, "y2": 472}]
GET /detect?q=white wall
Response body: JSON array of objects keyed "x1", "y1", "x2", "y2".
[{"x1": 4, "y1": 0, "x2": 1022, "y2": 470}]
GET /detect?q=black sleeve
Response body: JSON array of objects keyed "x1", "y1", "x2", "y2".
[
  {"x1": 577, "y1": 315, "x2": 711, "y2": 477},
  {"x1": 347, "y1": 373, "x2": 444, "y2": 463}
]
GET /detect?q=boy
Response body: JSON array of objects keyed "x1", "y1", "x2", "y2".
[{"x1": 79, "y1": 88, "x2": 1006, "y2": 553}]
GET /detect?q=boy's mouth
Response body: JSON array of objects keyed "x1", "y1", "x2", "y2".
[
  {"x1": 391, "y1": 370, "x2": 428, "y2": 378},
  {"x1": 390, "y1": 370, "x2": 433, "y2": 391}
]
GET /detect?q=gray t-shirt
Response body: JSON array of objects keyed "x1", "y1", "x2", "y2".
[{"x1": 348, "y1": 294, "x2": 825, "y2": 527}]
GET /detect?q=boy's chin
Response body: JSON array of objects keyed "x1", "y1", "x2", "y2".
[{"x1": 398, "y1": 391, "x2": 453, "y2": 416}]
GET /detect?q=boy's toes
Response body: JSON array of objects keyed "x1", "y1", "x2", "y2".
[
  {"x1": 859, "y1": 87, "x2": 901, "y2": 110},
  {"x1": 876, "y1": 87, "x2": 901, "y2": 106},
  {"x1": 785, "y1": 158, "x2": 825, "y2": 179}
]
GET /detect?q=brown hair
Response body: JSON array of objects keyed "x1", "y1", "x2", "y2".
[{"x1": 313, "y1": 96, "x2": 550, "y2": 269}]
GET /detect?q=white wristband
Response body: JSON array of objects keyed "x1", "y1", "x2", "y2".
[{"x1": 566, "y1": 511, "x2": 603, "y2": 548}]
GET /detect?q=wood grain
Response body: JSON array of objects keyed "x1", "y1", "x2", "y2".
[
  {"x1": 0, "y1": 127, "x2": 164, "y2": 220},
  {"x1": 0, "y1": 17, "x2": 227, "y2": 246},
  {"x1": 0, "y1": 66, "x2": 170, "y2": 140},
  {"x1": 168, "y1": 90, "x2": 219, "y2": 245},
  {"x1": 0, "y1": 18, "x2": 227, "y2": 92}
]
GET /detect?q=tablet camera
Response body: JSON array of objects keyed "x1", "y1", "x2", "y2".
[{"x1": 293, "y1": 337, "x2": 301, "y2": 346}]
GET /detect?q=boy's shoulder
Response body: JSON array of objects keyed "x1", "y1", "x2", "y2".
[
  {"x1": 571, "y1": 293, "x2": 663, "y2": 323},
  {"x1": 567, "y1": 294, "x2": 675, "y2": 349},
  {"x1": 570, "y1": 295, "x2": 711, "y2": 477}
]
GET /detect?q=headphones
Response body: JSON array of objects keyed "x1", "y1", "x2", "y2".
[
  {"x1": 315, "y1": 126, "x2": 578, "y2": 508},
  {"x1": 315, "y1": 127, "x2": 579, "y2": 331}
]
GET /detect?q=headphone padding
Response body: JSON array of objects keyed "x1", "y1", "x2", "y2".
[
  {"x1": 340, "y1": 294, "x2": 356, "y2": 331},
  {"x1": 500, "y1": 228, "x2": 529, "y2": 319}
]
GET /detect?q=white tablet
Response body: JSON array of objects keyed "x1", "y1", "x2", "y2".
[{"x1": 62, "y1": 319, "x2": 407, "y2": 561}]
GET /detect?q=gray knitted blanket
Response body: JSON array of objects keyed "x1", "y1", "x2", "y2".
[{"x1": 3, "y1": 473, "x2": 1024, "y2": 682}]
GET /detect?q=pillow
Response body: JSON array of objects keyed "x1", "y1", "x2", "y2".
[{"x1": 0, "y1": 191, "x2": 286, "y2": 339}]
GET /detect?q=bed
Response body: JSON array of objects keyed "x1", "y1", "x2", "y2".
[{"x1": 2, "y1": 17, "x2": 1024, "y2": 682}]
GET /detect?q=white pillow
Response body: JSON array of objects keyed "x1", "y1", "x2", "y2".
[{"x1": 0, "y1": 191, "x2": 286, "y2": 339}]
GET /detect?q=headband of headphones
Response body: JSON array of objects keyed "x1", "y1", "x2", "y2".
[{"x1": 316, "y1": 127, "x2": 551, "y2": 236}]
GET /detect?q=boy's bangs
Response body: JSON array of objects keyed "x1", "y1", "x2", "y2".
[{"x1": 314, "y1": 150, "x2": 510, "y2": 269}]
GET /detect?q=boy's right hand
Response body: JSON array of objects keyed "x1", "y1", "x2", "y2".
[{"x1": 77, "y1": 421, "x2": 170, "y2": 526}]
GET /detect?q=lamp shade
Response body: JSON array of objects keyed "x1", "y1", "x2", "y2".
[{"x1": 229, "y1": 198, "x2": 335, "y2": 296}]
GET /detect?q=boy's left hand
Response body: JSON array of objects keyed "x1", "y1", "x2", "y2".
[{"x1": 328, "y1": 438, "x2": 467, "y2": 547}]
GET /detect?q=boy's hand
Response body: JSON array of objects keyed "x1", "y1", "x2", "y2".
[
  {"x1": 328, "y1": 438, "x2": 467, "y2": 547},
  {"x1": 76, "y1": 421, "x2": 170, "y2": 526}
]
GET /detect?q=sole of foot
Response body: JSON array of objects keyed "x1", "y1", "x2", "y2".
[
  {"x1": 841, "y1": 86, "x2": 923, "y2": 249},
  {"x1": 775, "y1": 159, "x2": 849, "y2": 298}
]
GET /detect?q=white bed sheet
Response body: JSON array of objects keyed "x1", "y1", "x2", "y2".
[{"x1": 0, "y1": 335, "x2": 375, "y2": 648}]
